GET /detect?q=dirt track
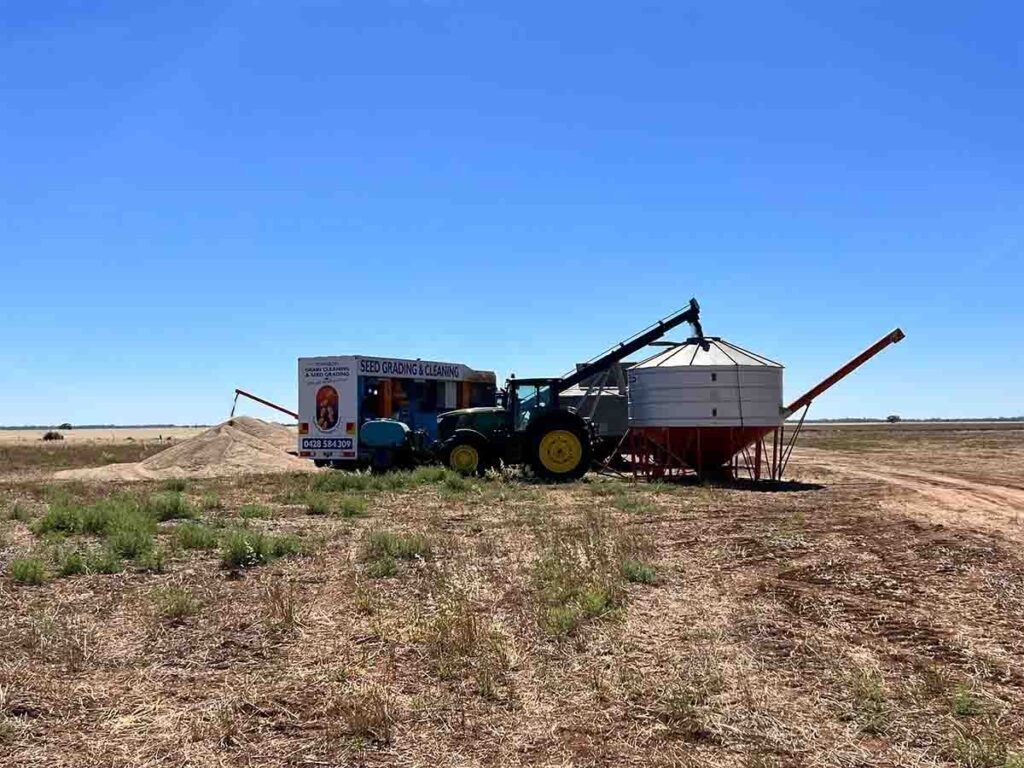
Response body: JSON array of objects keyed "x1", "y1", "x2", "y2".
[{"x1": 792, "y1": 426, "x2": 1024, "y2": 541}]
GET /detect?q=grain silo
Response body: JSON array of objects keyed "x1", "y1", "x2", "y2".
[
  {"x1": 625, "y1": 328, "x2": 906, "y2": 480},
  {"x1": 627, "y1": 337, "x2": 783, "y2": 474}
]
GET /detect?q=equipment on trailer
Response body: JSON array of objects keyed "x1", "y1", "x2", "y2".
[
  {"x1": 358, "y1": 419, "x2": 436, "y2": 471},
  {"x1": 437, "y1": 299, "x2": 705, "y2": 480}
]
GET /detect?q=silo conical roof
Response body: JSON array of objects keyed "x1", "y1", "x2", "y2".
[{"x1": 634, "y1": 338, "x2": 782, "y2": 368}]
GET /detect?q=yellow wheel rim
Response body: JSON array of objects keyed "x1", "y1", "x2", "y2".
[
  {"x1": 538, "y1": 430, "x2": 583, "y2": 474},
  {"x1": 450, "y1": 444, "x2": 479, "y2": 473}
]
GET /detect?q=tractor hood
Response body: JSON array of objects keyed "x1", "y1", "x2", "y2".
[{"x1": 437, "y1": 406, "x2": 507, "y2": 443}]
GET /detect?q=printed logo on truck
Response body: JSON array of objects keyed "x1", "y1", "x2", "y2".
[
  {"x1": 315, "y1": 385, "x2": 340, "y2": 432},
  {"x1": 298, "y1": 358, "x2": 358, "y2": 453}
]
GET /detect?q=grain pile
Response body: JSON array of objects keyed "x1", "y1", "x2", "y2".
[{"x1": 55, "y1": 416, "x2": 312, "y2": 481}]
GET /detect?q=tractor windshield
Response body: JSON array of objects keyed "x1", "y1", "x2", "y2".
[{"x1": 511, "y1": 382, "x2": 554, "y2": 431}]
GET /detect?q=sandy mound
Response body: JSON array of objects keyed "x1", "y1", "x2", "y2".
[{"x1": 56, "y1": 416, "x2": 314, "y2": 482}]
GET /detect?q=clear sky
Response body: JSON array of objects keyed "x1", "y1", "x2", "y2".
[{"x1": 2, "y1": 2, "x2": 1021, "y2": 425}]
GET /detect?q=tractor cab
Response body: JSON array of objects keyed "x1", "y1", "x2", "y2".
[{"x1": 505, "y1": 377, "x2": 561, "y2": 431}]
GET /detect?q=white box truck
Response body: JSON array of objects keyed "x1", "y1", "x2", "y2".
[{"x1": 297, "y1": 355, "x2": 496, "y2": 466}]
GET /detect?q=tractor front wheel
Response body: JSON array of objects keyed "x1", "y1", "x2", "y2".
[{"x1": 442, "y1": 433, "x2": 490, "y2": 476}]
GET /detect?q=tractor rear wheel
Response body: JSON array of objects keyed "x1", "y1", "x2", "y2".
[
  {"x1": 442, "y1": 433, "x2": 490, "y2": 476},
  {"x1": 528, "y1": 415, "x2": 591, "y2": 481}
]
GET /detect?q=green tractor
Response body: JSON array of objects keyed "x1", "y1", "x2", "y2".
[
  {"x1": 436, "y1": 299, "x2": 704, "y2": 481},
  {"x1": 437, "y1": 378, "x2": 594, "y2": 480}
]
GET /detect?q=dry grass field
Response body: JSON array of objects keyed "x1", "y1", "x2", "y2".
[{"x1": 1, "y1": 424, "x2": 1023, "y2": 767}]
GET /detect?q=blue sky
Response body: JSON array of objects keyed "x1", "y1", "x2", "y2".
[{"x1": 2, "y1": 2, "x2": 1021, "y2": 425}]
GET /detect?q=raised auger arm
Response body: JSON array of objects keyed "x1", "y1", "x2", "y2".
[
  {"x1": 554, "y1": 298, "x2": 704, "y2": 395},
  {"x1": 231, "y1": 388, "x2": 299, "y2": 420},
  {"x1": 783, "y1": 328, "x2": 906, "y2": 419}
]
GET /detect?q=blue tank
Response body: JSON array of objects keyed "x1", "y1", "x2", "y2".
[{"x1": 359, "y1": 419, "x2": 411, "y2": 449}]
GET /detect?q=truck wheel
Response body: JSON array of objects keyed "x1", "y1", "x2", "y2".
[
  {"x1": 529, "y1": 417, "x2": 591, "y2": 481},
  {"x1": 443, "y1": 434, "x2": 489, "y2": 476}
]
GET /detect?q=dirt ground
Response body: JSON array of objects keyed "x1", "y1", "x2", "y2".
[
  {"x1": 794, "y1": 423, "x2": 1024, "y2": 540},
  {"x1": 1, "y1": 424, "x2": 1023, "y2": 767}
]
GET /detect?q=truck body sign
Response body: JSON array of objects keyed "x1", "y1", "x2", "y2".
[
  {"x1": 297, "y1": 357, "x2": 359, "y2": 460},
  {"x1": 356, "y1": 358, "x2": 466, "y2": 379}
]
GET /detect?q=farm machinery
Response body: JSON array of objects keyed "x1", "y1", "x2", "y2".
[
  {"x1": 436, "y1": 300, "x2": 705, "y2": 480},
  {"x1": 235, "y1": 296, "x2": 903, "y2": 481}
]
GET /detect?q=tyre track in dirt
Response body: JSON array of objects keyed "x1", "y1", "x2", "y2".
[{"x1": 792, "y1": 447, "x2": 1024, "y2": 540}]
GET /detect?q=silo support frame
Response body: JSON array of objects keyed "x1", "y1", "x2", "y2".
[
  {"x1": 623, "y1": 428, "x2": 695, "y2": 481},
  {"x1": 730, "y1": 406, "x2": 809, "y2": 482},
  {"x1": 778, "y1": 404, "x2": 810, "y2": 478},
  {"x1": 615, "y1": 410, "x2": 810, "y2": 483},
  {"x1": 731, "y1": 404, "x2": 809, "y2": 482}
]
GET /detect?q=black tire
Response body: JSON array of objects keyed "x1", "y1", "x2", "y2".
[
  {"x1": 528, "y1": 413, "x2": 592, "y2": 481},
  {"x1": 441, "y1": 431, "x2": 491, "y2": 476}
]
